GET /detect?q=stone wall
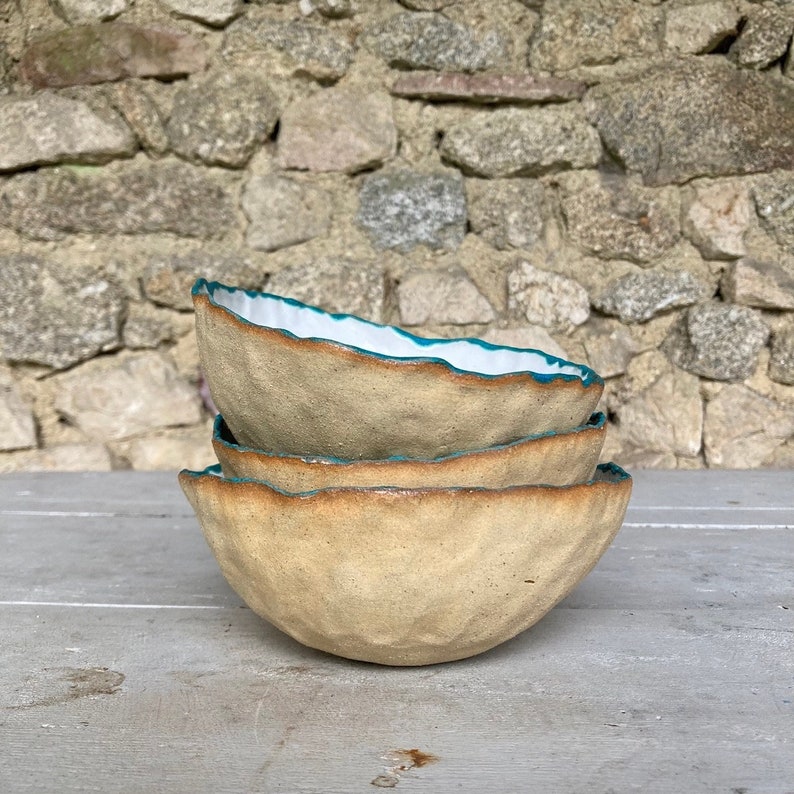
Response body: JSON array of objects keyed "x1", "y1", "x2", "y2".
[{"x1": 0, "y1": 0, "x2": 792, "y2": 473}]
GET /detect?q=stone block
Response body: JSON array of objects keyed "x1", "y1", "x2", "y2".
[
  {"x1": 721, "y1": 258, "x2": 794, "y2": 310},
  {"x1": 397, "y1": 267, "x2": 495, "y2": 326},
  {"x1": 466, "y1": 179, "x2": 545, "y2": 251},
  {"x1": 0, "y1": 367, "x2": 36, "y2": 452},
  {"x1": 664, "y1": 2, "x2": 740, "y2": 54},
  {"x1": 160, "y1": 0, "x2": 243, "y2": 27},
  {"x1": 683, "y1": 180, "x2": 751, "y2": 260}
]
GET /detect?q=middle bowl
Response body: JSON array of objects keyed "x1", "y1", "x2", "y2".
[
  {"x1": 193, "y1": 279, "x2": 604, "y2": 460},
  {"x1": 212, "y1": 412, "x2": 607, "y2": 490}
]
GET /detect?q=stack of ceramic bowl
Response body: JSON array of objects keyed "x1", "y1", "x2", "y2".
[{"x1": 180, "y1": 278, "x2": 632, "y2": 666}]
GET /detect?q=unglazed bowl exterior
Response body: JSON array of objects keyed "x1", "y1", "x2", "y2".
[
  {"x1": 192, "y1": 279, "x2": 604, "y2": 459},
  {"x1": 212, "y1": 412, "x2": 607, "y2": 490},
  {"x1": 179, "y1": 463, "x2": 632, "y2": 666}
]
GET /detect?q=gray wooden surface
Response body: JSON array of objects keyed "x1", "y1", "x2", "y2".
[{"x1": 0, "y1": 469, "x2": 792, "y2": 793}]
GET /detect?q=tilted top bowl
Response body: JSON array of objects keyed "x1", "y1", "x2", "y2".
[
  {"x1": 212, "y1": 411, "x2": 607, "y2": 490},
  {"x1": 179, "y1": 462, "x2": 632, "y2": 666},
  {"x1": 192, "y1": 279, "x2": 603, "y2": 459}
]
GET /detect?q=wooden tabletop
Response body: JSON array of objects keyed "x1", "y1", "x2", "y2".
[{"x1": 1, "y1": 469, "x2": 792, "y2": 793}]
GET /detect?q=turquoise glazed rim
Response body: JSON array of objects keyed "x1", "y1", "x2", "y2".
[
  {"x1": 180, "y1": 460, "x2": 630, "y2": 497},
  {"x1": 213, "y1": 411, "x2": 608, "y2": 466},
  {"x1": 193, "y1": 278, "x2": 603, "y2": 388}
]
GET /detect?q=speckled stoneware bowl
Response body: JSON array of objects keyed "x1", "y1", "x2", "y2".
[
  {"x1": 212, "y1": 412, "x2": 607, "y2": 490},
  {"x1": 192, "y1": 279, "x2": 603, "y2": 460},
  {"x1": 179, "y1": 462, "x2": 632, "y2": 666}
]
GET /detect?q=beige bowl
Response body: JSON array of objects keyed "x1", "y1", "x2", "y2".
[
  {"x1": 192, "y1": 279, "x2": 604, "y2": 459},
  {"x1": 179, "y1": 462, "x2": 632, "y2": 666},
  {"x1": 212, "y1": 412, "x2": 607, "y2": 490}
]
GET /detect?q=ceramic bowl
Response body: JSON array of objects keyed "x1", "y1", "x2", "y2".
[
  {"x1": 179, "y1": 462, "x2": 632, "y2": 666},
  {"x1": 212, "y1": 411, "x2": 607, "y2": 490},
  {"x1": 192, "y1": 279, "x2": 603, "y2": 459}
]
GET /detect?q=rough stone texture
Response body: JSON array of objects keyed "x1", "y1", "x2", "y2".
[
  {"x1": 356, "y1": 169, "x2": 466, "y2": 251},
  {"x1": 683, "y1": 180, "x2": 751, "y2": 260},
  {"x1": 397, "y1": 0, "x2": 453, "y2": 9},
  {"x1": 391, "y1": 72, "x2": 587, "y2": 103},
  {"x1": 110, "y1": 82, "x2": 168, "y2": 156},
  {"x1": 613, "y1": 353, "x2": 703, "y2": 458},
  {"x1": 0, "y1": 367, "x2": 36, "y2": 452},
  {"x1": 122, "y1": 303, "x2": 187, "y2": 349},
  {"x1": 664, "y1": 2, "x2": 740, "y2": 54},
  {"x1": 111, "y1": 422, "x2": 215, "y2": 471},
  {"x1": 0, "y1": 161, "x2": 235, "y2": 241},
  {"x1": 143, "y1": 253, "x2": 263, "y2": 311},
  {"x1": 729, "y1": 3, "x2": 793, "y2": 69},
  {"x1": 278, "y1": 88, "x2": 396, "y2": 174},
  {"x1": 582, "y1": 321, "x2": 638, "y2": 378},
  {"x1": 167, "y1": 71, "x2": 279, "y2": 167},
  {"x1": 559, "y1": 172, "x2": 680, "y2": 264},
  {"x1": 753, "y1": 172, "x2": 794, "y2": 253},
  {"x1": 19, "y1": 23, "x2": 207, "y2": 88},
  {"x1": 242, "y1": 174, "x2": 332, "y2": 251},
  {"x1": 466, "y1": 179, "x2": 545, "y2": 251},
  {"x1": 160, "y1": 0, "x2": 243, "y2": 27},
  {"x1": 223, "y1": 17, "x2": 353, "y2": 81},
  {"x1": 0, "y1": 443, "x2": 113, "y2": 473},
  {"x1": 361, "y1": 12, "x2": 508, "y2": 71},
  {"x1": 52, "y1": 0, "x2": 130, "y2": 22},
  {"x1": 315, "y1": 0, "x2": 354, "y2": 18},
  {"x1": 266, "y1": 259, "x2": 385, "y2": 322},
  {"x1": 593, "y1": 270, "x2": 706, "y2": 324},
  {"x1": 721, "y1": 258, "x2": 794, "y2": 310},
  {"x1": 704, "y1": 384, "x2": 794, "y2": 467},
  {"x1": 397, "y1": 267, "x2": 495, "y2": 326},
  {"x1": 0, "y1": 93, "x2": 135, "y2": 172},
  {"x1": 53, "y1": 352, "x2": 202, "y2": 441},
  {"x1": 528, "y1": 0, "x2": 662, "y2": 71},
  {"x1": 769, "y1": 328, "x2": 794, "y2": 385},
  {"x1": 479, "y1": 327, "x2": 568, "y2": 361},
  {"x1": 0, "y1": 255, "x2": 124, "y2": 370},
  {"x1": 584, "y1": 60, "x2": 794, "y2": 185},
  {"x1": 507, "y1": 261, "x2": 590, "y2": 333},
  {"x1": 662, "y1": 302, "x2": 770, "y2": 381},
  {"x1": 440, "y1": 105, "x2": 601, "y2": 178}
]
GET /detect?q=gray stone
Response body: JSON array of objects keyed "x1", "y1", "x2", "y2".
[
  {"x1": 721, "y1": 258, "x2": 794, "y2": 310},
  {"x1": 391, "y1": 72, "x2": 587, "y2": 104},
  {"x1": 242, "y1": 174, "x2": 332, "y2": 252},
  {"x1": 223, "y1": 17, "x2": 353, "y2": 82},
  {"x1": 594, "y1": 270, "x2": 706, "y2": 323},
  {"x1": 0, "y1": 254, "x2": 124, "y2": 370},
  {"x1": 0, "y1": 443, "x2": 113, "y2": 473},
  {"x1": 356, "y1": 169, "x2": 466, "y2": 252},
  {"x1": 266, "y1": 259, "x2": 385, "y2": 322},
  {"x1": 122, "y1": 303, "x2": 181, "y2": 349},
  {"x1": 112, "y1": 423, "x2": 216, "y2": 471},
  {"x1": 582, "y1": 322, "x2": 638, "y2": 378},
  {"x1": 53, "y1": 351, "x2": 203, "y2": 441},
  {"x1": 0, "y1": 367, "x2": 36, "y2": 452},
  {"x1": 559, "y1": 171, "x2": 680, "y2": 264},
  {"x1": 664, "y1": 2, "x2": 741, "y2": 54},
  {"x1": 584, "y1": 60, "x2": 794, "y2": 185},
  {"x1": 729, "y1": 3, "x2": 793, "y2": 69},
  {"x1": 110, "y1": 83, "x2": 168, "y2": 156},
  {"x1": 769, "y1": 328, "x2": 794, "y2": 385},
  {"x1": 507, "y1": 261, "x2": 590, "y2": 333},
  {"x1": 19, "y1": 23, "x2": 207, "y2": 88},
  {"x1": 479, "y1": 327, "x2": 568, "y2": 361},
  {"x1": 466, "y1": 178, "x2": 545, "y2": 251},
  {"x1": 662, "y1": 302, "x2": 770, "y2": 381},
  {"x1": 278, "y1": 88, "x2": 396, "y2": 174},
  {"x1": 143, "y1": 253, "x2": 263, "y2": 311},
  {"x1": 315, "y1": 0, "x2": 354, "y2": 18},
  {"x1": 167, "y1": 71, "x2": 279, "y2": 168},
  {"x1": 52, "y1": 0, "x2": 130, "y2": 22},
  {"x1": 753, "y1": 172, "x2": 794, "y2": 253},
  {"x1": 361, "y1": 12, "x2": 508, "y2": 72},
  {"x1": 440, "y1": 105, "x2": 600, "y2": 178},
  {"x1": 683, "y1": 180, "x2": 751, "y2": 260},
  {"x1": 397, "y1": 0, "x2": 453, "y2": 9},
  {"x1": 160, "y1": 0, "x2": 243, "y2": 27},
  {"x1": 397, "y1": 267, "x2": 495, "y2": 326},
  {"x1": 0, "y1": 161, "x2": 235, "y2": 241},
  {"x1": 0, "y1": 93, "x2": 135, "y2": 172},
  {"x1": 528, "y1": 0, "x2": 662, "y2": 71},
  {"x1": 704, "y1": 384, "x2": 794, "y2": 467}
]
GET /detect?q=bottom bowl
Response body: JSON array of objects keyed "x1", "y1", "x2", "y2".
[{"x1": 179, "y1": 463, "x2": 632, "y2": 666}]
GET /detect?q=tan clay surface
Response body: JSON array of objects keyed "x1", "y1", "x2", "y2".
[{"x1": 179, "y1": 463, "x2": 632, "y2": 666}]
